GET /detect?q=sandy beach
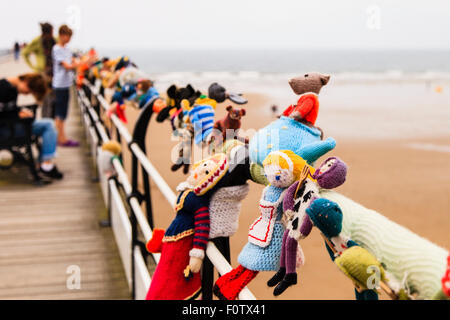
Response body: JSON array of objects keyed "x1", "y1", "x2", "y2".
[{"x1": 2, "y1": 55, "x2": 449, "y2": 300}]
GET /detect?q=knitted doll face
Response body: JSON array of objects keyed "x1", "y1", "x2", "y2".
[
  {"x1": 264, "y1": 164, "x2": 294, "y2": 188},
  {"x1": 313, "y1": 156, "x2": 347, "y2": 189},
  {"x1": 318, "y1": 158, "x2": 336, "y2": 175},
  {"x1": 187, "y1": 159, "x2": 217, "y2": 187}
]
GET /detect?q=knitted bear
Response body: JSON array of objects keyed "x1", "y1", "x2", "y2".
[
  {"x1": 146, "y1": 153, "x2": 229, "y2": 300},
  {"x1": 213, "y1": 150, "x2": 333, "y2": 300},
  {"x1": 282, "y1": 72, "x2": 330, "y2": 127},
  {"x1": 211, "y1": 106, "x2": 247, "y2": 148}
]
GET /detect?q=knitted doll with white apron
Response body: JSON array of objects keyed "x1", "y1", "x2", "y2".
[
  {"x1": 268, "y1": 156, "x2": 348, "y2": 296},
  {"x1": 213, "y1": 150, "x2": 307, "y2": 300}
]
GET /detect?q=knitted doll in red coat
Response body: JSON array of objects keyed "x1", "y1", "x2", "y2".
[
  {"x1": 282, "y1": 72, "x2": 330, "y2": 127},
  {"x1": 145, "y1": 153, "x2": 229, "y2": 300}
]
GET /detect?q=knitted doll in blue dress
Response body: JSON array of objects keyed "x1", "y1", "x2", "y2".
[{"x1": 213, "y1": 150, "x2": 331, "y2": 300}]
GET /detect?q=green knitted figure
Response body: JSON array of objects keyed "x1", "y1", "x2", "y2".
[{"x1": 320, "y1": 190, "x2": 448, "y2": 299}]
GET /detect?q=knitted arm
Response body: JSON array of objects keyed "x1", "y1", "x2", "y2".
[
  {"x1": 189, "y1": 206, "x2": 210, "y2": 259},
  {"x1": 282, "y1": 104, "x2": 294, "y2": 117},
  {"x1": 298, "y1": 137, "x2": 336, "y2": 164}
]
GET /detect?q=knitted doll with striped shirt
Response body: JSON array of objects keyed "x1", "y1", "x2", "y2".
[{"x1": 145, "y1": 153, "x2": 229, "y2": 300}]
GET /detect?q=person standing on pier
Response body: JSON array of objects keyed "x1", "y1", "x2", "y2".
[
  {"x1": 22, "y1": 22, "x2": 57, "y2": 118},
  {"x1": 52, "y1": 25, "x2": 79, "y2": 147}
]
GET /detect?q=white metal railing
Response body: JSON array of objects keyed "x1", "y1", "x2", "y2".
[{"x1": 78, "y1": 81, "x2": 256, "y2": 300}]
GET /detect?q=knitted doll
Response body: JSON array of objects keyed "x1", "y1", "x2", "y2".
[
  {"x1": 213, "y1": 150, "x2": 319, "y2": 300},
  {"x1": 156, "y1": 84, "x2": 201, "y2": 123},
  {"x1": 282, "y1": 72, "x2": 330, "y2": 128},
  {"x1": 188, "y1": 82, "x2": 248, "y2": 147},
  {"x1": 209, "y1": 140, "x2": 253, "y2": 240},
  {"x1": 187, "y1": 95, "x2": 217, "y2": 145},
  {"x1": 98, "y1": 140, "x2": 121, "y2": 178},
  {"x1": 268, "y1": 156, "x2": 348, "y2": 296},
  {"x1": 146, "y1": 153, "x2": 229, "y2": 300},
  {"x1": 156, "y1": 84, "x2": 202, "y2": 174},
  {"x1": 133, "y1": 79, "x2": 166, "y2": 113},
  {"x1": 107, "y1": 83, "x2": 136, "y2": 123}
]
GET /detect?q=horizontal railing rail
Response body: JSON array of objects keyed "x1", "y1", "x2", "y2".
[{"x1": 77, "y1": 80, "x2": 256, "y2": 300}]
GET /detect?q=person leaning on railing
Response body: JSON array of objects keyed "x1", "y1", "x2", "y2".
[{"x1": 0, "y1": 73, "x2": 63, "y2": 180}]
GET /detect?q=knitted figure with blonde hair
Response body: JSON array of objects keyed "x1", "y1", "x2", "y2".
[{"x1": 213, "y1": 150, "x2": 327, "y2": 300}]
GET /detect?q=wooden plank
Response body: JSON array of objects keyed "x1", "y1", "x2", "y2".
[{"x1": 0, "y1": 91, "x2": 130, "y2": 299}]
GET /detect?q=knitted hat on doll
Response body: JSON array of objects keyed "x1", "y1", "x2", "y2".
[
  {"x1": 208, "y1": 82, "x2": 248, "y2": 105},
  {"x1": 306, "y1": 198, "x2": 343, "y2": 239},
  {"x1": 192, "y1": 153, "x2": 229, "y2": 196},
  {"x1": 312, "y1": 156, "x2": 347, "y2": 189}
]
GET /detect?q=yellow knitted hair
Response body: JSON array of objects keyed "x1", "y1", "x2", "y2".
[
  {"x1": 194, "y1": 97, "x2": 217, "y2": 109},
  {"x1": 262, "y1": 150, "x2": 311, "y2": 180},
  {"x1": 101, "y1": 140, "x2": 121, "y2": 155}
]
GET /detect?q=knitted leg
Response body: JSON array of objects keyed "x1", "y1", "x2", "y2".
[
  {"x1": 273, "y1": 235, "x2": 298, "y2": 296},
  {"x1": 268, "y1": 230, "x2": 289, "y2": 287},
  {"x1": 285, "y1": 234, "x2": 298, "y2": 274},
  {"x1": 214, "y1": 266, "x2": 258, "y2": 300},
  {"x1": 273, "y1": 273, "x2": 297, "y2": 296},
  {"x1": 213, "y1": 265, "x2": 246, "y2": 300}
]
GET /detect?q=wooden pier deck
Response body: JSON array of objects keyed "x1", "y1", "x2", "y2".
[{"x1": 0, "y1": 88, "x2": 130, "y2": 299}]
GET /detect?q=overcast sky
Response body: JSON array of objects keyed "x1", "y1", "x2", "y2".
[{"x1": 1, "y1": 0, "x2": 450, "y2": 50}]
